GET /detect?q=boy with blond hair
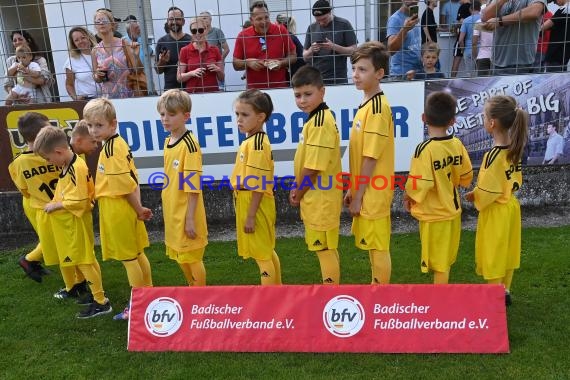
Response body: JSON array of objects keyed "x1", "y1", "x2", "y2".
[
  {"x1": 345, "y1": 41, "x2": 394, "y2": 284},
  {"x1": 83, "y1": 98, "x2": 153, "y2": 321},
  {"x1": 157, "y1": 89, "x2": 207, "y2": 286},
  {"x1": 70, "y1": 119, "x2": 99, "y2": 157},
  {"x1": 34, "y1": 126, "x2": 112, "y2": 318},
  {"x1": 289, "y1": 65, "x2": 342, "y2": 284},
  {"x1": 404, "y1": 92, "x2": 473, "y2": 283}
]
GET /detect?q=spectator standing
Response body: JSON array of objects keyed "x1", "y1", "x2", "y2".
[
  {"x1": 64, "y1": 26, "x2": 99, "y2": 101},
  {"x1": 542, "y1": 0, "x2": 570, "y2": 72},
  {"x1": 155, "y1": 7, "x2": 192, "y2": 91},
  {"x1": 472, "y1": 12, "x2": 494, "y2": 76},
  {"x1": 94, "y1": 8, "x2": 123, "y2": 43},
  {"x1": 303, "y1": 0, "x2": 357, "y2": 85},
  {"x1": 480, "y1": 0, "x2": 546, "y2": 74},
  {"x1": 440, "y1": 0, "x2": 462, "y2": 30},
  {"x1": 199, "y1": 11, "x2": 230, "y2": 61},
  {"x1": 123, "y1": 15, "x2": 153, "y2": 65},
  {"x1": 177, "y1": 17, "x2": 224, "y2": 93},
  {"x1": 535, "y1": 9, "x2": 553, "y2": 72},
  {"x1": 3, "y1": 30, "x2": 52, "y2": 104},
  {"x1": 458, "y1": 1, "x2": 482, "y2": 76},
  {"x1": 91, "y1": 9, "x2": 134, "y2": 98},
  {"x1": 543, "y1": 124, "x2": 565, "y2": 164},
  {"x1": 450, "y1": 0, "x2": 473, "y2": 77},
  {"x1": 277, "y1": 14, "x2": 306, "y2": 82},
  {"x1": 233, "y1": 1, "x2": 296, "y2": 89},
  {"x1": 421, "y1": 0, "x2": 439, "y2": 44},
  {"x1": 387, "y1": 0, "x2": 423, "y2": 77}
]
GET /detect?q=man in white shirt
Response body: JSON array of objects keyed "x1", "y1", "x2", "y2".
[{"x1": 543, "y1": 124, "x2": 565, "y2": 164}]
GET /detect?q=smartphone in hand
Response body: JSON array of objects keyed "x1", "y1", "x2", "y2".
[{"x1": 409, "y1": 5, "x2": 419, "y2": 18}]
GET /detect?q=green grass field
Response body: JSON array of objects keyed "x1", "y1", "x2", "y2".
[{"x1": 1, "y1": 227, "x2": 569, "y2": 380}]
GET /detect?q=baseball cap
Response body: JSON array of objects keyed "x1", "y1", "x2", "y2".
[
  {"x1": 123, "y1": 15, "x2": 138, "y2": 22},
  {"x1": 312, "y1": 0, "x2": 332, "y2": 16}
]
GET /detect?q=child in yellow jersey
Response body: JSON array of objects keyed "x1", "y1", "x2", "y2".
[
  {"x1": 9, "y1": 112, "x2": 59, "y2": 283},
  {"x1": 345, "y1": 42, "x2": 394, "y2": 284},
  {"x1": 289, "y1": 66, "x2": 342, "y2": 285},
  {"x1": 34, "y1": 126, "x2": 112, "y2": 318},
  {"x1": 230, "y1": 89, "x2": 282, "y2": 285},
  {"x1": 70, "y1": 119, "x2": 100, "y2": 158},
  {"x1": 158, "y1": 89, "x2": 207, "y2": 286},
  {"x1": 83, "y1": 98, "x2": 153, "y2": 321},
  {"x1": 404, "y1": 92, "x2": 473, "y2": 284},
  {"x1": 465, "y1": 95, "x2": 528, "y2": 306}
]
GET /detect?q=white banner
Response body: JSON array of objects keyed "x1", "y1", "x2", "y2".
[{"x1": 110, "y1": 82, "x2": 424, "y2": 183}]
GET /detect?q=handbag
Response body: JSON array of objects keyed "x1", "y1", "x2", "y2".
[{"x1": 122, "y1": 40, "x2": 148, "y2": 97}]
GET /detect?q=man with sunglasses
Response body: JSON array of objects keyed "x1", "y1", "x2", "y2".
[
  {"x1": 155, "y1": 6, "x2": 191, "y2": 91},
  {"x1": 233, "y1": 1, "x2": 296, "y2": 89}
]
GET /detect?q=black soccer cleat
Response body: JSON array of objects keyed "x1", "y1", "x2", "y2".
[{"x1": 18, "y1": 255, "x2": 43, "y2": 283}]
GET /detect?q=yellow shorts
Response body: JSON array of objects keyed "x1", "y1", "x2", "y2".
[
  {"x1": 305, "y1": 227, "x2": 339, "y2": 251},
  {"x1": 166, "y1": 246, "x2": 205, "y2": 264},
  {"x1": 352, "y1": 215, "x2": 391, "y2": 251},
  {"x1": 419, "y1": 214, "x2": 461, "y2": 273},
  {"x1": 34, "y1": 208, "x2": 59, "y2": 266},
  {"x1": 98, "y1": 197, "x2": 149, "y2": 261},
  {"x1": 476, "y1": 197, "x2": 521, "y2": 280},
  {"x1": 50, "y1": 210, "x2": 96, "y2": 267},
  {"x1": 234, "y1": 191, "x2": 275, "y2": 261}
]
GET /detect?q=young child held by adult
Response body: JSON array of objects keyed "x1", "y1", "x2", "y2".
[
  {"x1": 230, "y1": 89, "x2": 282, "y2": 285},
  {"x1": 345, "y1": 41, "x2": 394, "y2": 284},
  {"x1": 406, "y1": 42, "x2": 445, "y2": 80},
  {"x1": 404, "y1": 92, "x2": 473, "y2": 284},
  {"x1": 289, "y1": 65, "x2": 342, "y2": 285},
  {"x1": 10, "y1": 112, "x2": 60, "y2": 283},
  {"x1": 34, "y1": 126, "x2": 112, "y2": 318},
  {"x1": 158, "y1": 89, "x2": 207, "y2": 286},
  {"x1": 83, "y1": 98, "x2": 153, "y2": 320},
  {"x1": 465, "y1": 95, "x2": 528, "y2": 306},
  {"x1": 5, "y1": 45, "x2": 42, "y2": 105}
]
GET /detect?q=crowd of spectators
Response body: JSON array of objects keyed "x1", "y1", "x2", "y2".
[{"x1": 1, "y1": 0, "x2": 569, "y2": 105}]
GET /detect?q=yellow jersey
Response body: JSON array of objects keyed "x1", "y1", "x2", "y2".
[
  {"x1": 293, "y1": 103, "x2": 342, "y2": 230},
  {"x1": 162, "y1": 131, "x2": 208, "y2": 252},
  {"x1": 53, "y1": 154, "x2": 94, "y2": 218},
  {"x1": 95, "y1": 134, "x2": 138, "y2": 199},
  {"x1": 473, "y1": 146, "x2": 522, "y2": 211},
  {"x1": 231, "y1": 131, "x2": 274, "y2": 197},
  {"x1": 8, "y1": 151, "x2": 60, "y2": 209},
  {"x1": 348, "y1": 91, "x2": 395, "y2": 219},
  {"x1": 406, "y1": 135, "x2": 473, "y2": 222}
]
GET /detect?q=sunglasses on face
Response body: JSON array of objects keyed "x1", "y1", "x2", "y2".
[
  {"x1": 190, "y1": 28, "x2": 205, "y2": 34},
  {"x1": 95, "y1": 19, "x2": 111, "y2": 25}
]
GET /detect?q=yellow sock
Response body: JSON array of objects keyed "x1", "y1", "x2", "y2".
[
  {"x1": 179, "y1": 263, "x2": 194, "y2": 285},
  {"x1": 26, "y1": 244, "x2": 43, "y2": 262},
  {"x1": 78, "y1": 263, "x2": 106, "y2": 304},
  {"x1": 316, "y1": 249, "x2": 340, "y2": 285},
  {"x1": 60, "y1": 265, "x2": 77, "y2": 291},
  {"x1": 271, "y1": 251, "x2": 282, "y2": 285},
  {"x1": 136, "y1": 253, "x2": 153, "y2": 286},
  {"x1": 189, "y1": 261, "x2": 206, "y2": 286},
  {"x1": 369, "y1": 250, "x2": 391, "y2": 284},
  {"x1": 256, "y1": 259, "x2": 277, "y2": 286},
  {"x1": 74, "y1": 266, "x2": 86, "y2": 283},
  {"x1": 122, "y1": 258, "x2": 145, "y2": 287},
  {"x1": 503, "y1": 269, "x2": 514, "y2": 292},
  {"x1": 433, "y1": 270, "x2": 450, "y2": 284},
  {"x1": 487, "y1": 278, "x2": 503, "y2": 285}
]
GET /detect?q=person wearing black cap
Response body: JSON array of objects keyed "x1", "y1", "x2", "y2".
[
  {"x1": 302, "y1": 0, "x2": 357, "y2": 85},
  {"x1": 124, "y1": 15, "x2": 153, "y2": 64}
]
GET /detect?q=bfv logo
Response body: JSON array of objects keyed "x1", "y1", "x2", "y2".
[
  {"x1": 144, "y1": 297, "x2": 183, "y2": 337},
  {"x1": 322, "y1": 295, "x2": 365, "y2": 338}
]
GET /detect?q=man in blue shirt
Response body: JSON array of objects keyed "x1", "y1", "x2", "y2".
[
  {"x1": 124, "y1": 15, "x2": 153, "y2": 64},
  {"x1": 387, "y1": 1, "x2": 422, "y2": 77},
  {"x1": 458, "y1": 1, "x2": 481, "y2": 76}
]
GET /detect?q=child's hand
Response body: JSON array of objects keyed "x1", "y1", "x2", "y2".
[
  {"x1": 244, "y1": 216, "x2": 255, "y2": 233},
  {"x1": 403, "y1": 193, "x2": 414, "y2": 212},
  {"x1": 44, "y1": 202, "x2": 62, "y2": 214},
  {"x1": 137, "y1": 207, "x2": 153, "y2": 221},
  {"x1": 185, "y1": 218, "x2": 197, "y2": 239},
  {"x1": 343, "y1": 190, "x2": 352, "y2": 208},
  {"x1": 348, "y1": 197, "x2": 361, "y2": 217},
  {"x1": 289, "y1": 189, "x2": 300, "y2": 207},
  {"x1": 464, "y1": 191, "x2": 474, "y2": 202}
]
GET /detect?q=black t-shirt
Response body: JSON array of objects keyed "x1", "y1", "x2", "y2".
[
  {"x1": 421, "y1": 8, "x2": 438, "y2": 44},
  {"x1": 155, "y1": 33, "x2": 192, "y2": 90},
  {"x1": 545, "y1": 8, "x2": 570, "y2": 64}
]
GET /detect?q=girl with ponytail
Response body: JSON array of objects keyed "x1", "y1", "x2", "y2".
[{"x1": 465, "y1": 95, "x2": 528, "y2": 306}]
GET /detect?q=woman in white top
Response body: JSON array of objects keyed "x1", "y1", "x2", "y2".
[{"x1": 64, "y1": 26, "x2": 100, "y2": 100}]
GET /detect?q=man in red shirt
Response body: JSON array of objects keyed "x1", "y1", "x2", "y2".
[{"x1": 233, "y1": 1, "x2": 297, "y2": 89}]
